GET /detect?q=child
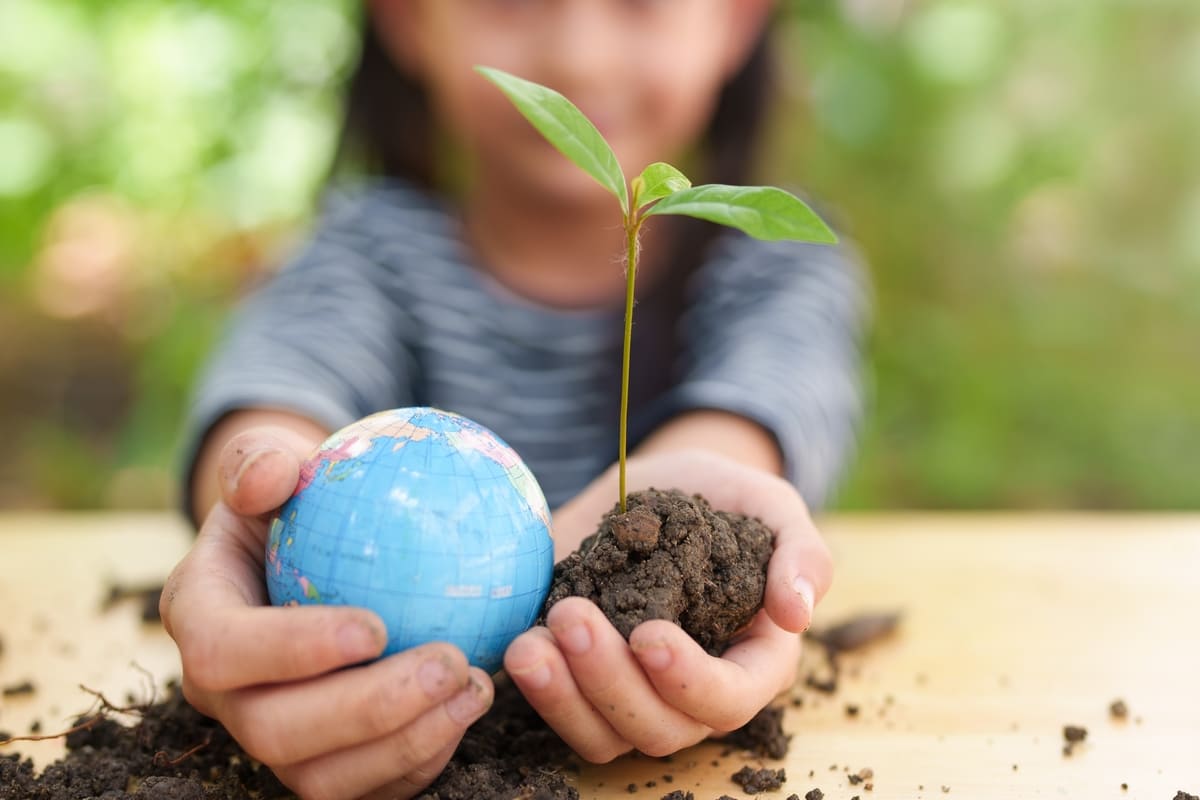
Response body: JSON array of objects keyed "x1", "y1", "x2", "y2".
[{"x1": 161, "y1": 2, "x2": 868, "y2": 798}]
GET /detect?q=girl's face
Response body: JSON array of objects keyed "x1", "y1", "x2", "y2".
[{"x1": 372, "y1": 0, "x2": 771, "y2": 207}]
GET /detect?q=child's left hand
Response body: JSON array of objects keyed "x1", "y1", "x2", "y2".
[{"x1": 503, "y1": 450, "x2": 832, "y2": 762}]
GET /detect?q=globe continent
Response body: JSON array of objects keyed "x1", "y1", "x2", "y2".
[{"x1": 266, "y1": 407, "x2": 554, "y2": 673}]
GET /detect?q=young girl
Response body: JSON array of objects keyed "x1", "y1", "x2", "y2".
[{"x1": 161, "y1": 2, "x2": 867, "y2": 798}]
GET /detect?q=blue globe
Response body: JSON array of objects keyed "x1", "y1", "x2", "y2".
[{"x1": 266, "y1": 407, "x2": 554, "y2": 673}]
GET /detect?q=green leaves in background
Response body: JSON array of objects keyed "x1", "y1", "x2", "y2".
[
  {"x1": 4, "y1": 2, "x2": 1199, "y2": 510},
  {"x1": 476, "y1": 66, "x2": 629, "y2": 215}
]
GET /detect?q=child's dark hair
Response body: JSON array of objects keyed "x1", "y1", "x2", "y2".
[{"x1": 332, "y1": 12, "x2": 778, "y2": 417}]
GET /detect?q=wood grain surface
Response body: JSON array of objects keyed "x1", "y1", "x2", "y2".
[{"x1": 2, "y1": 512, "x2": 1197, "y2": 799}]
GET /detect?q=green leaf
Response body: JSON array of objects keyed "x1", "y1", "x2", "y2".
[
  {"x1": 632, "y1": 162, "x2": 691, "y2": 209},
  {"x1": 644, "y1": 184, "x2": 838, "y2": 243},
  {"x1": 476, "y1": 66, "x2": 628, "y2": 215}
]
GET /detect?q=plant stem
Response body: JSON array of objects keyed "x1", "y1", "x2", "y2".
[{"x1": 618, "y1": 216, "x2": 641, "y2": 514}]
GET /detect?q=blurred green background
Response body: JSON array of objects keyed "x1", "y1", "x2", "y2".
[{"x1": 1, "y1": 0, "x2": 1197, "y2": 511}]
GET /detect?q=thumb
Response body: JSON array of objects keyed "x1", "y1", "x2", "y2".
[
  {"x1": 763, "y1": 520, "x2": 834, "y2": 635},
  {"x1": 218, "y1": 429, "x2": 311, "y2": 517}
]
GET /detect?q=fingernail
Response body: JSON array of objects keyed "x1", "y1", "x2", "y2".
[
  {"x1": 632, "y1": 639, "x2": 672, "y2": 672},
  {"x1": 338, "y1": 621, "x2": 384, "y2": 660},
  {"x1": 445, "y1": 676, "x2": 490, "y2": 724},
  {"x1": 418, "y1": 656, "x2": 454, "y2": 697},
  {"x1": 553, "y1": 623, "x2": 591, "y2": 656},
  {"x1": 793, "y1": 576, "x2": 816, "y2": 628},
  {"x1": 510, "y1": 660, "x2": 552, "y2": 691},
  {"x1": 228, "y1": 446, "x2": 273, "y2": 494}
]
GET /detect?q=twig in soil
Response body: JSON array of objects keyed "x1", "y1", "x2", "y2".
[
  {"x1": 0, "y1": 684, "x2": 149, "y2": 747},
  {"x1": 79, "y1": 684, "x2": 151, "y2": 716},
  {"x1": 0, "y1": 713, "x2": 106, "y2": 746},
  {"x1": 130, "y1": 661, "x2": 159, "y2": 707},
  {"x1": 152, "y1": 734, "x2": 213, "y2": 767}
]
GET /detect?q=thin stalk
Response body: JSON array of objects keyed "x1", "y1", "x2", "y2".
[{"x1": 618, "y1": 216, "x2": 641, "y2": 513}]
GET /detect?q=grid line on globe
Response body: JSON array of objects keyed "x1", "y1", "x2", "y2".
[{"x1": 266, "y1": 407, "x2": 555, "y2": 672}]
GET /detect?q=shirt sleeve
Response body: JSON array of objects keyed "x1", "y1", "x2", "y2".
[
  {"x1": 652, "y1": 231, "x2": 871, "y2": 510},
  {"x1": 178, "y1": 190, "x2": 416, "y2": 516}
]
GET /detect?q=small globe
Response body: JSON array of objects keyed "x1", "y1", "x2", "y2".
[{"x1": 266, "y1": 407, "x2": 554, "y2": 673}]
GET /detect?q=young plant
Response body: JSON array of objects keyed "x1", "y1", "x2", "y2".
[{"x1": 477, "y1": 66, "x2": 838, "y2": 513}]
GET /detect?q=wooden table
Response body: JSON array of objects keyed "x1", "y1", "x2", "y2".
[{"x1": 1, "y1": 512, "x2": 1198, "y2": 799}]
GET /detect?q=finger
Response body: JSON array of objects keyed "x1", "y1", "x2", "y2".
[
  {"x1": 359, "y1": 740, "x2": 460, "y2": 800},
  {"x1": 277, "y1": 669, "x2": 493, "y2": 800},
  {"x1": 163, "y1": 503, "x2": 388, "y2": 692},
  {"x1": 505, "y1": 626, "x2": 629, "y2": 763},
  {"x1": 219, "y1": 429, "x2": 306, "y2": 517},
  {"x1": 173, "y1": 602, "x2": 388, "y2": 693},
  {"x1": 544, "y1": 598, "x2": 709, "y2": 757},
  {"x1": 216, "y1": 643, "x2": 471, "y2": 766},
  {"x1": 629, "y1": 615, "x2": 799, "y2": 732},
  {"x1": 162, "y1": 502, "x2": 273, "y2": 626},
  {"x1": 764, "y1": 511, "x2": 834, "y2": 635}
]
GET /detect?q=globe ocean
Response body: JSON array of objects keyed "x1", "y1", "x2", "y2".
[{"x1": 266, "y1": 407, "x2": 554, "y2": 673}]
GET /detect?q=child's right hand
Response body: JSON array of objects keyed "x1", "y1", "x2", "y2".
[{"x1": 160, "y1": 430, "x2": 494, "y2": 800}]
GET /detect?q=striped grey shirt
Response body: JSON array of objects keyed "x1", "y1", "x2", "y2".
[{"x1": 183, "y1": 179, "x2": 868, "y2": 515}]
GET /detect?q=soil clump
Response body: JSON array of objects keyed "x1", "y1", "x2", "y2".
[{"x1": 543, "y1": 489, "x2": 774, "y2": 653}]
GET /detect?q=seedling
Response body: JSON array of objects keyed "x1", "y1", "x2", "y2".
[{"x1": 478, "y1": 66, "x2": 838, "y2": 513}]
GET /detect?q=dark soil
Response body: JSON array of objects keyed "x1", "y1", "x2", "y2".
[
  {"x1": 0, "y1": 683, "x2": 291, "y2": 800},
  {"x1": 2, "y1": 681, "x2": 35, "y2": 698},
  {"x1": 0, "y1": 677, "x2": 788, "y2": 800},
  {"x1": 2, "y1": 487, "x2": 787, "y2": 799},
  {"x1": 416, "y1": 673, "x2": 579, "y2": 799},
  {"x1": 1061, "y1": 724, "x2": 1087, "y2": 756},
  {"x1": 542, "y1": 489, "x2": 773, "y2": 654},
  {"x1": 423, "y1": 488, "x2": 780, "y2": 798},
  {"x1": 719, "y1": 704, "x2": 790, "y2": 759},
  {"x1": 101, "y1": 582, "x2": 165, "y2": 623},
  {"x1": 730, "y1": 765, "x2": 787, "y2": 793}
]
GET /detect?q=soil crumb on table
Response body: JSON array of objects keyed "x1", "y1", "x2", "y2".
[
  {"x1": 720, "y1": 705, "x2": 790, "y2": 759},
  {"x1": 1061, "y1": 724, "x2": 1087, "y2": 756},
  {"x1": 101, "y1": 582, "x2": 165, "y2": 623},
  {"x1": 2, "y1": 681, "x2": 35, "y2": 698},
  {"x1": 543, "y1": 489, "x2": 773, "y2": 654},
  {"x1": 731, "y1": 765, "x2": 787, "y2": 793}
]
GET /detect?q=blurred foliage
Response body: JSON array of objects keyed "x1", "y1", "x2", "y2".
[{"x1": 0, "y1": 0, "x2": 1196, "y2": 510}]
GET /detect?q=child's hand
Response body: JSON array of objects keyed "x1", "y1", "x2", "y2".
[
  {"x1": 160, "y1": 430, "x2": 494, "y2": 800},
  {"x1": 504, "y1": 450, "x2": 831, "y2": 762}
]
